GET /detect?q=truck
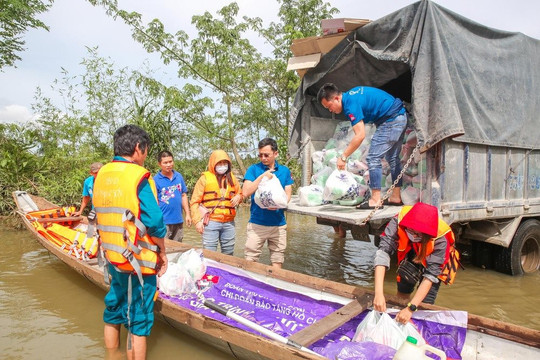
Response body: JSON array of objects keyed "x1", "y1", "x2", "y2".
[{"x1": 287, "y1": 0, "x2": 540, "y2": 275}]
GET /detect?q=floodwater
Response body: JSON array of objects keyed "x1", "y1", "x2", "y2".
[{"x1": 1, "y1": 207, "x2": 539, "y2": 359}]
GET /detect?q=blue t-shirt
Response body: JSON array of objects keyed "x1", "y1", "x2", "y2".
[
  {"x1": 154, "y1": 170, "x2": 188, "y2": 225},
  {"x1": 244, "y1": 161, "x2": 294, "y2": 226},
  {"x1": 342, "y1": 86, "x2": 396, "y2": 126},
  {"x1": 82, "y1": 175, "x2": 95, "y2": 198}
]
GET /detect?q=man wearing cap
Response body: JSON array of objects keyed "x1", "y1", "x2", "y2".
[
  {"x1": 372, "y1": 202, "x2": 456, "y2": 324},
  {"x1": 73, "y1": 162, "x2": 103, "y2": 216}
]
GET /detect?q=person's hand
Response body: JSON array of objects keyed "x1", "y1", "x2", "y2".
[
  {"x1": 72, "y1": 210, "x2": 82, "y2": 217},
  {"x1": 195, "y1": 221, "x2": 205, "y2": 234},
  {"x1": 262, "y1": 169, "x2": 274, "y2": 179},
  {"x1": 230, "y1": 194, "x2": 242, "y2": 207},
  {"x1": 336, "y1": 156, "x2": 346, "y2": 170},
  {"x1": 373, "y1": 293, "x2": 387, "y2": 312},
  {"x1": 395, "y1": 307, "x2": 413, "y2": 324},
  {"x1": 157, "y1": 250, "x2": 168, "y2": 277},
  {"x1": 185, "y1": 215, "x2": 192, "y2": 227}
]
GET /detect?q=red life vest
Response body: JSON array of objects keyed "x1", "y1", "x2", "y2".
[{"x1": 396, "y1": 206, "x2": 461, "y2": 285}]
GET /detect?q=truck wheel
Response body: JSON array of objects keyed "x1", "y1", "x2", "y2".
[{"x1": 495, "y1": 219, "x2": 540, "y2": 275}]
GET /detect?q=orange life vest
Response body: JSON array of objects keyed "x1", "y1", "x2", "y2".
[
  {"x1": 93, "y1": 161, "x2": 160, "y2": 277},
  {"x1": 396, "y1": 206, "x2": 461, "y2": 285},
  {"x1": 201, "y1": 171, "x2": 237, "y2": 222}
]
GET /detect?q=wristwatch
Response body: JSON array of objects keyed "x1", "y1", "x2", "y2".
[
  {"x1": 340, "y1": 154, "x2": 347, "y2": 162},
  {"x1": 407, "y1": 302, "x2": 417, "y2": 312}
]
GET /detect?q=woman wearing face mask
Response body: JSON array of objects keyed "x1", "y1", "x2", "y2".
[
  {"x1": 372, "y1": 202, "x2": 459, "y2": 324},
  {"x1": 189, "y1": 150, "x2": 243, "y2": 255}
]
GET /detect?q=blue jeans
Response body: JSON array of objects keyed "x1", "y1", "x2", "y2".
[
  {"x1": 367, "y1": 114, "x2": 407, "y2": 190},
  {"x1": 202, "y1": 220, "x2": 236, "y2": 255}
]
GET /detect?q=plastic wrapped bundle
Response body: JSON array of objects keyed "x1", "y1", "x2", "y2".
[
  {"x1": 298, "y1": 185, "x2": 324, "y2": 206},
  {"x1": 323, "y1": 170, "x2": 361, "y2": 202},
  {"x1": 311, "y1": 166, "x2": 333, "y2": 187}
]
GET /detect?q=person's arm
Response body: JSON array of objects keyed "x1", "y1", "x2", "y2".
[
  {"x1": 73, "y1": 195, "x2": 90, "y2": 216},
  {"x1": 284, "y1": 184, "x2": 292, "y2": 203},
  {"x1": 395, "y1": 278, "x2": 433, "y2": 324},
  {"x1": 373, "y1": 265, "x2": 387, "y2": 312},
  {"x1": 152, "y1": 236, "x2": 168, "y2": 277},
  {"x1": 337, "y1": 121, "x2": 366, "y2": 170},
  {"x1": 181, "y1": 193, "x2": 192, "y2": 226},
  {"x1": 372, "y1": 217, "x2": 399, "y2": 312}
]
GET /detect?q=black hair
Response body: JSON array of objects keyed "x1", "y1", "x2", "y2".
[
  {"x1": 258, "y1": 138, "x2": 278, "y2": 152},
  {"x1": 317, "y1": 83, "x2": 341, "y2": 103},
  {"x1": 113, "y1": 124, "x2": 150, "y2": 157},
  {"x1": 157, "y1": 150, "x2": 174, "y2": 163}
]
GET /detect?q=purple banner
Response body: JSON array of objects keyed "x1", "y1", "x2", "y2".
[{"x1": 159, "y1": 265, "x2": 467, "y2": 359}]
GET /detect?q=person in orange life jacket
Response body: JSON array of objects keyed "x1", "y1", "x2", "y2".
[
  {"x1": 189, "y1": 150, "x2": 242, "y2": 255},
  {"x1": 242, "y1": 138, "x2": 294, "y2": 269},
  {"x1": 155, "y1": 150, "x2": 192, "y2": 242},
  {"x1": 94, "y1": 125, "x2": 167, "y2": 360},
  {"x1": 73, "y1": 162, "x2": 103, "y2": 217},
  {"x1": 373, "y1": 202, "x2": 454, "y2": 324},
  {"x1": 317, "y1": 83, "x2": 407, "y2": 209}
]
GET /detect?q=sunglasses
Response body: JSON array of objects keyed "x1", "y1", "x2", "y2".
[{"x1": 258, "y1": 153, "x2": 273, "y2": 158}]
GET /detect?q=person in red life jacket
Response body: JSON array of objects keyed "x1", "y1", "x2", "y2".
[
  {"x1": 189, "y1": 150, "x2": 243, "y2": 255},
  {"x1": 373, "y1": 202, "x2": 457, "y2": 324},
  {"x1": 93, "y1": 124, "x2": 167, "y2": 360}
]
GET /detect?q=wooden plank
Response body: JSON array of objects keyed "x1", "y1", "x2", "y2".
[
  {"x1": 288, "y1": 293, "x2": 372, "y2": 346},
  {"x1": 33, "y1": 216, "x2": 83, "y2": 224}
]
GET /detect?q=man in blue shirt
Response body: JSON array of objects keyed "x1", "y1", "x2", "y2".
[
  {"x1": 242, "y1": 138, "x2": 294, "y2": 269},
  {"x1": 318, "y1": 83, "x2": 407, "y2": 210},
  {"x1": 73, "y1": 162, "x2": 103, "y2": 216},
  {"x1": 154, "y1": 151, "x2": 192, "y2": 242}
]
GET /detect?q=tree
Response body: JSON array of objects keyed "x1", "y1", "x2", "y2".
[{"x1": 0, "y1": 0, "x2": 53, "y2": 69}]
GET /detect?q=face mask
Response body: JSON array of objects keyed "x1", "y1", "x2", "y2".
[
  {"x1": 215, "y1": 164, "x2": 228, "y2": 175},
  {"x1": 405, "y1": 228, "x2": 423, "y2": 242}
]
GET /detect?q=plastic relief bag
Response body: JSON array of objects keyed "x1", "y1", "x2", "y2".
[
  {"x1": 323, "y1": 169, "x2": 361, "y2": 202},
  {"x1": 298, "y1": 184, "x2": 324, "y2": 206},
  {"x1": 352, "y1": 311, "x2": 425, "y2": 350},
  {"x1": 254, "y1": 174, "x2": 288, "y2": 209},
  {"x1": 159, "y1": 249, "x2": 207, "y2": 296}
]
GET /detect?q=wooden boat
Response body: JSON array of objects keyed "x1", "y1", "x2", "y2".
[{"x1": 13, "y1": 191, "x2": 540, "y2": 360}]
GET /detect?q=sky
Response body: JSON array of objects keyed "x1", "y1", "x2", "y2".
[{"x1": 1, "y1": 0, "x2": 539, "y2": 124}]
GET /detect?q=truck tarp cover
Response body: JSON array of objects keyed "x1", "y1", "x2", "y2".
[{"x1": 289, "y1": 0, "x2": 540, "y2": 153}]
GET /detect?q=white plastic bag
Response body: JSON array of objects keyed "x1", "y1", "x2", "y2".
[
  {"x1": 298, "y1": 185, "x2": 324, "y2": 206},
  {"x1": 323, "y1": 169, "x2": 361, "y2": 202},
  {"x1": 254, "y1": 174, "x2": 288, "y2": 209},
  {"x1": 159, "y1": 249, "x2": 207, "y2": 297},
  {"x1": 352, "y1": 311, "x2": 425, "y2": 350}
]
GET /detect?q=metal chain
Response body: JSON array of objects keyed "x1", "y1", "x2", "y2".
[{"x1": 359, "y1": 142, "x2": 421, "y2": 226}]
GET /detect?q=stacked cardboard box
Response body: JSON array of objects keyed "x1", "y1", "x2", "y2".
[{"x1": 287, "y1": 18, "x2": 370, "y2": 78}]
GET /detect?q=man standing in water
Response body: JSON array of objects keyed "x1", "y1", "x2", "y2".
[
  {"x1": 93, "y1": 124, "x2": 167, "y2": 360},
  {"x1": 242, "y1": 138, "x2": 293, "y2": 269},
  {"x1": 154, "y1": 150, "x2": 192, "y2": 242}
]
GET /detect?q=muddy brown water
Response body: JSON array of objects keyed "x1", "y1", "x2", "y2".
[{"x1": 1, "y1": 207, "x2": 538, "y2": 359}]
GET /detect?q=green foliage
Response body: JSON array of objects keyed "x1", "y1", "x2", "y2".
[{"x1": 0, "y1": 0, "x2": 53, "y2": 69}]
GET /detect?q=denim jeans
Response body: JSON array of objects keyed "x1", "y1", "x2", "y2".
[
  {"x1": 202, "y1": 220, "x2": 236, "y2": 255},
  {"x1": 367, "y1": 113, "x2": 407, "y2": 190}
]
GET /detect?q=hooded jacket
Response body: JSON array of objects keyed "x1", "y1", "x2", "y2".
[{"x1": 189, "y1": 150, "x2": 242, "y2": 223}]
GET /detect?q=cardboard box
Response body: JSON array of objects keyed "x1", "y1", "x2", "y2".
[
  {"x1": 321, "y1": 18, "x2": 370, "y2": 35},
  {"x1": 290, "y1": 32, "x2": 349, "y2": 57},
  {"x1": 286, "y1": 53, "x2": 321, "y2": 71}
]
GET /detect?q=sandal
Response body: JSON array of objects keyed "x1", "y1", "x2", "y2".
[
  {"x1": 356, "y1": 202, "x2": 384, "y2": 210},
  {"x1": 382, "y1": 199, "x2": 404, "y2": 206}
]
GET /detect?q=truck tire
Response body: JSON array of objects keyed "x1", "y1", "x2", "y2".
[{"x1": 494, "y1": 219, "x2": 540, "y2": 275}]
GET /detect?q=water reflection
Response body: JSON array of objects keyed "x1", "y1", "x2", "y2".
[{"x1": 1, "y1": 207, "x2": 539, "y2": 360}]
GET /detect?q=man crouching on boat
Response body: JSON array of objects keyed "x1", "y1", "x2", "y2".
[
  {"x1": 373, "y1": 202, "x2": 459, "y2": 324},
  {"x1": 93, "y1": 124, "x2": 168, "y2": 360}
]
